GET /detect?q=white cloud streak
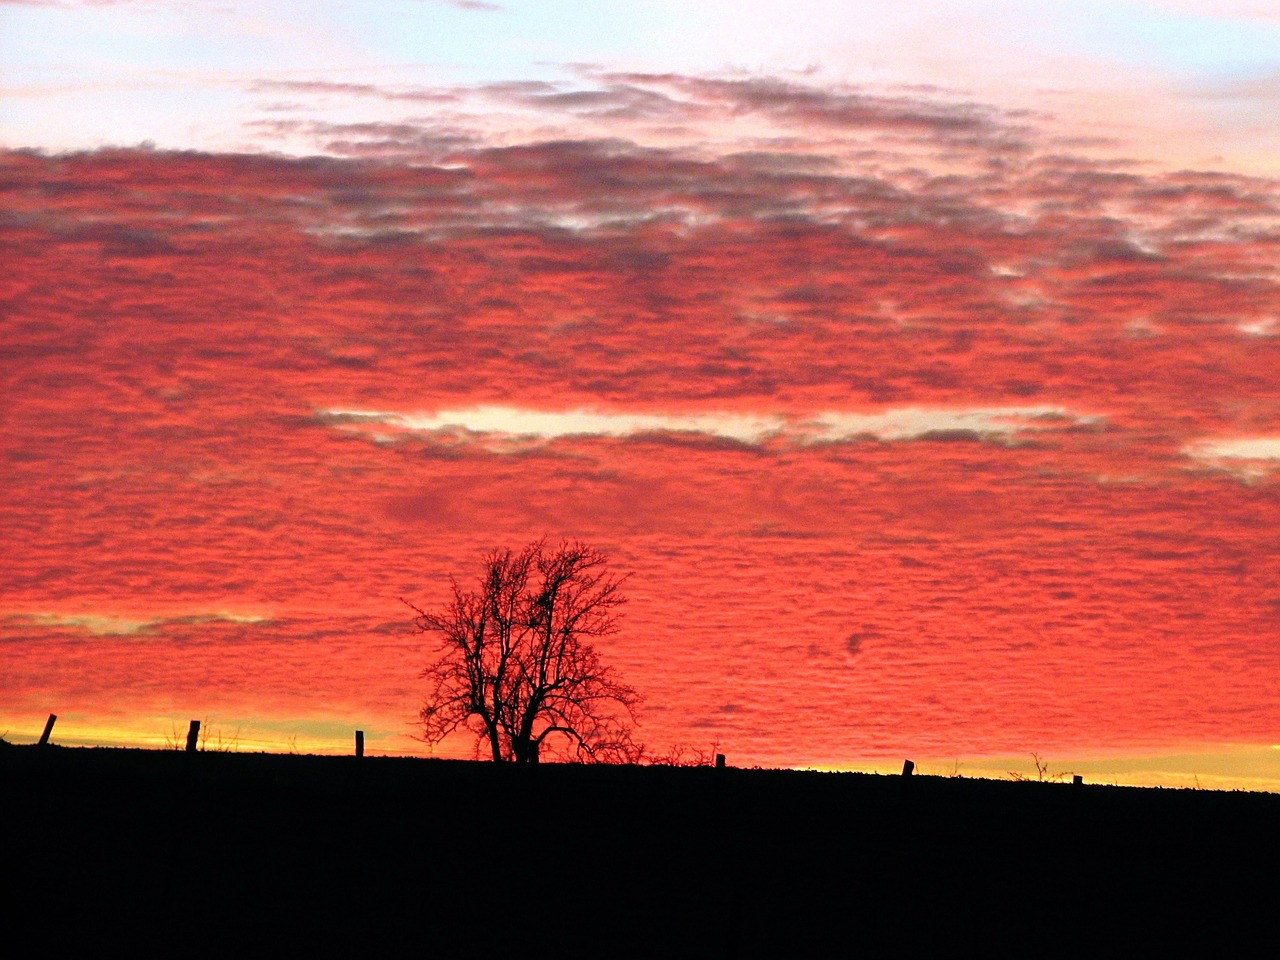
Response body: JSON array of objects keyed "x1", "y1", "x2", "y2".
[
  {"x1": 6, "y1": 612, "x2": 272, "y2": 636},
  {"x1": 320, "y1": 404, "x2": 1098, "y2": 448},
  {"x1": 1185, "y1": 437, "x2": 1280, "y2": 480}
]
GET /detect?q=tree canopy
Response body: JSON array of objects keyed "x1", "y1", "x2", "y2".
[{"x1": 406, "y1": 539, "x2": 641, "y2": 763}]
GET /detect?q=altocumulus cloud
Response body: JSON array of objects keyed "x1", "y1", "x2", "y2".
[{"x1": 6, "y1": 55, "x2": 1280, "y2": 776}]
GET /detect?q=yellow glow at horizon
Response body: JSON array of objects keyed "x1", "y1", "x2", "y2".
[{"x1": 6, "y1": 714, "x2": 1277, "y2": 793}]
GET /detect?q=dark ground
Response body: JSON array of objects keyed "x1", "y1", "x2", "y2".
[{"x1": 3, "y1": 745, "x2": 1275, "y2": 957}]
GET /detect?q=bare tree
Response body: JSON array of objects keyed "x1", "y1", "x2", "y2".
[{"x1": 405, "y1": 539, "x2": 641, "y2": 763}]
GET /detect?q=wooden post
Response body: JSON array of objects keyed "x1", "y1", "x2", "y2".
[
  {"x1": 355, "y1": 730, "x2": 364, "y2": 757},
  {"x1": 185, "y1": 719, "x2": 201, "y2": 753},
  {"x1": 1073, "y1": 774, "x2": 1083, "y2": 785},
  {"x1": 901, "y1": 759, "x2": 915, "y2": 776},
  {"x1": 38, "y1": 713, "x2": 57, "y2": 746},
  {"x1": 715, "y1": 753, "x2": 726, "y2": 770}
]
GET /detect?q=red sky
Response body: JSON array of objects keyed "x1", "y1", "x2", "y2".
[{"x1": 3, "y1": 33, "x2": 1280, "y2": 786}]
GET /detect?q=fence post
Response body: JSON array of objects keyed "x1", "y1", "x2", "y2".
[
  {"x1": 1072, "y1": 774, "x2": 1083, "y2": 785},
  {"x1": 715, "y1": 753, "x2": 726, "y2": 770},
  {"x1": 901, "y1": 759, "x2": 915, "y2": 776},
  {"x1": 38, "y1": 713, "x2": 57, "y2": 746},
  {"x1": 185, "y1": 720, "x2": 201, "y2": 753},
  {"x1": 355, "y1": 730, "x2": 364, "y2": 758}
]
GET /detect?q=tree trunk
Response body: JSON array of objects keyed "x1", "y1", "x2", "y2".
[
  {"x1": 484, "y1": 720, "x2": 503, "y2": 762},
  {"x1": 512, "y1": 737, "x2": 539, "y2": 764}
]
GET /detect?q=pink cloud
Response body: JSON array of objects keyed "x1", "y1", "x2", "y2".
[{"x1": 4, "y1": 75, "x2": 1280, "y2": 772}]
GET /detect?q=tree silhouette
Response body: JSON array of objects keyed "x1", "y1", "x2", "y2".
[{"x1": 405, "y1": 539, "x2": 641, "y2": 763}]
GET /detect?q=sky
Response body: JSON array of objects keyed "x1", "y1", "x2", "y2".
[{"x1": 3, "y1": 0, "x2": 1279, "y2": 789}]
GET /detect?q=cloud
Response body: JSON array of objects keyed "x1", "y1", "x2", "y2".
[
  {"x1": 319, "y1": 405, "x2": 1099, "y2": 449},
  {"x1": 5, "y1": 612, "x2": 272, "y2": 636},
  {"x1": 324, "y1": 407, "x2": 783, "y2": 447},
  {"x1": 476, "y1": 78, "x2": 704, "y2": 124},
  {"x1": 1237, "y1": 319, "x2": 1276, "y2": 336},
  {"x1": 249, "y1": 80, "x2": 460, "y2": 106},
  {"x1": 643, "y1": 74, "x2": 1032, "y2": 146},
  {"x1": 5, "y1": 74, "x2": 1280, "y2": 773},
  {"x1": 249, "y1": 70, "x2": 1026, "y2": 147},
  {"x1": 243, "y1": 69, "x2": 1037, "y2": 170},
  {"x1": 802, "y1": 407, "x2": 1100, "y2": 443},
  {"x1": 1185, "y1": 437, "x2": 1280, "y2": 480}
]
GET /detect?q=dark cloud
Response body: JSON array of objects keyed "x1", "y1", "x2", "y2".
[
  {"x1": 246, "y1": 71, "x2": 1035, "y2": 167},
  {"x1": 478, "y1": 79, "x2": 702, "y2": 123},
  {"x1": 597, "y1": 72, "x2": 1034, "y2": 151}
]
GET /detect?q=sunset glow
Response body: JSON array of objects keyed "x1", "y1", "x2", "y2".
[{"x1": 3, "y1": 0, "x2": 1278, "y2": 790}]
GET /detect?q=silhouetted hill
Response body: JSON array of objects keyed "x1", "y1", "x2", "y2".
[{"x1": 4, "y1": 747, "x2": 1274, "y2": 957}]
